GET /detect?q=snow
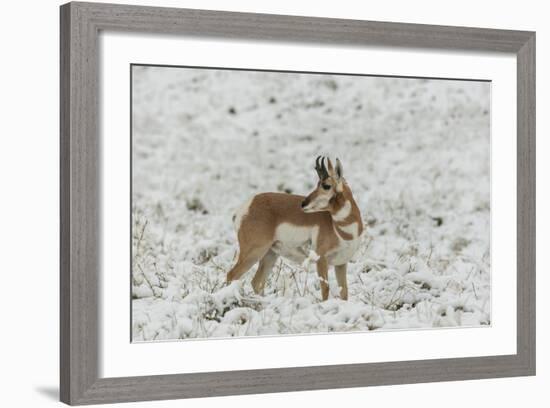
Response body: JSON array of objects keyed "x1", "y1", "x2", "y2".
[
  {"x1": 302, "y1": 250, "x2": 320, "y2": 268},
  {"x1": 131, "y1": 66, "x2": 491, "y2": 341}
]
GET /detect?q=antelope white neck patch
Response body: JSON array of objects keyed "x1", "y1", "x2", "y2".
[
  {"x1": 337, "y1": 222, "x2": 359, "y2": 239},
  {"x1": 332, "y1": 200, "x2": 351, "y2": 222}
]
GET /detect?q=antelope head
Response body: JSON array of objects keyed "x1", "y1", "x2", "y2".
[{"x1": 301, "y1": 156, "x2": 345, "y2": 213}]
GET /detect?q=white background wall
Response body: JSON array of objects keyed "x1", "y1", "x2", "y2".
[{"x1": 0, "y1": 0, "x2": 545, "y2": 406}]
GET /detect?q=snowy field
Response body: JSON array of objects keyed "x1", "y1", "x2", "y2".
[{"x1": 131, "y1": 65, "x2": 491, "y2": 341}]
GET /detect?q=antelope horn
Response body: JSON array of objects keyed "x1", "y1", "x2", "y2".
[{"x1": 315, "y1": 156, "x2": 329, "y2": 180}]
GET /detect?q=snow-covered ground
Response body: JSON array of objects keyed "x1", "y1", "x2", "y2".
[{"x1": 131, "y1": 66, "x2": 491, "y2": 341}]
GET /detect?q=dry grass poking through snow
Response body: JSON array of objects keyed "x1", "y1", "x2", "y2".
[{"x1": 131, "y1": 66, "x2": 491, "y2": 341}]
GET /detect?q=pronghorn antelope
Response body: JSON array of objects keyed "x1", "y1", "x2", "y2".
[{"x1": 227, "y1": 157, "x2": 363, "y2": 300}]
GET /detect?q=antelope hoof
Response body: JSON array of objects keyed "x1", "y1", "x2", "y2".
[{"x1": 251, "y1": 278, "x2": 264, "y2": 295}]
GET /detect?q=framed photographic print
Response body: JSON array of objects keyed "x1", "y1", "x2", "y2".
[{"x1": 60, "y1": 1, "x2": 536, "y2": 405}]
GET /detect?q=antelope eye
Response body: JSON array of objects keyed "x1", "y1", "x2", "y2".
[{"x1": 322, "y1": 184, "x2": 331, "y2": 190}]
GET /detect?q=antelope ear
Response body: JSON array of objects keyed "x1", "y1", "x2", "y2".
[
  {"x1": 335, "y1": 158, "x2": 344, "y2": 179},
  {"x1": 326, "y1": 157, "x2": 334, "y2": 176}
]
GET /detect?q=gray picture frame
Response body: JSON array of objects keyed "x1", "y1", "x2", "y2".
[{"x1": 60, "y1": 2, "x2": 536, "y2": 405}]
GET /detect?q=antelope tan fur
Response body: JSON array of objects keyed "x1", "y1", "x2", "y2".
[{"x1": 227, "y1": 157, "x2": 363, "y2": 300}]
